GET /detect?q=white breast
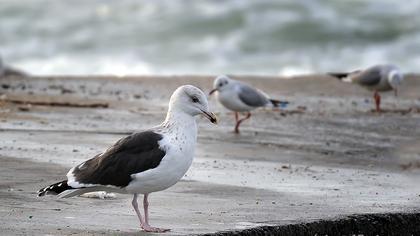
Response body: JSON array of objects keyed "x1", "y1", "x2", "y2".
[{"x1": 125, "y1": 122, "x2": 197, "y2": 194}]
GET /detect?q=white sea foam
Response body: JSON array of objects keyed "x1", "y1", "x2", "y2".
[
  {"x1": 1, "y1": 0, "x2": 419, "y2": 76},
  {"x1": 17, "y1": 55, "x2": 153, "y2": 76}
]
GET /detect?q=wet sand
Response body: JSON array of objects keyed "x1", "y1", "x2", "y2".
[{"x1": 1, "y1": 74, "x2": 420, "y2": 235}]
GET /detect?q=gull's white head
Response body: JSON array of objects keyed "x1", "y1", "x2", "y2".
[
  {"x1": 168, "y1": 85, "x2": 217, "y2": 124},
  {"x1": 386, "y1": 65, "x2": 404, "y2": 96},
  {"x1": 387, "y1": 68, "x2": 404, "y2": 96},
  {"x1": 209, "y1": 75, "x2": 232, "y2": 95}
]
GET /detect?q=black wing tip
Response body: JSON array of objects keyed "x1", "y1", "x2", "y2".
[
  {"x1": 37, "y1": 187, "x2": 52, "y2": 197},
  {"x1": 327, "y1": 72, "x2": 350, "y2": 79},
  {"x1": 37, "y1": 180, "x2": 70, "y2": 197},
  {"x1": 270, "y1": 99, "x2": 289, "y2": 107}
]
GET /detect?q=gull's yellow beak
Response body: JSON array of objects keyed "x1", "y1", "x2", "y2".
[{"x1": 201, "y1": 110, "x2": 218, "y2": 124}]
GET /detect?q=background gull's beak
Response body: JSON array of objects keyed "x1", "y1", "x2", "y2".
[
  {"x1": 209, "y1": 89, "x2": 217, "y2": 95},
  {"x1": 201, "y1": 110, "x2": 218, "y2": 124}
]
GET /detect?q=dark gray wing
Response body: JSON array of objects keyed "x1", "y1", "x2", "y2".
[
  {"x1": 71, "y1": 131, "x2": 165, "y2": 188},
  {"x1": 237, "y1": 82, "x2": 269, "y2": 107},
  {"x1": 351, "y1": 66, "x2": 382, "y2": 86}
]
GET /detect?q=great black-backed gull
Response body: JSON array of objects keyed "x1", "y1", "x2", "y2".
[{"x1": 38, "y1": 85, "x2": 217, "y2": 232}]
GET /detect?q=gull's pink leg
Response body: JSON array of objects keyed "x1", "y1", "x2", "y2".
[
  {"x1": 241, "y1": 112, "x2": 252, "y2": 123},
  {"x1": 141, "y1": 194, "x2": 170, "y2": 233},
  {"x1": 234, "y1": 112, "x2": 240, "y2": 133},
  {"x1": 373, "y1": 91, "x2": 381, "y2": 112},
  {"x1": 132, "y1": 194, "x2": 146, "y2": 227},
  {"x1": 143, "y1": 194, "x2": 150, "y2": 225},
  {"x1": 234, "y1": 112, "x2": 251, "y2": 133}
]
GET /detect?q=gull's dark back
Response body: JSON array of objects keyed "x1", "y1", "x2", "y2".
[
  {"x1": 352, "y1": 64, "x2": 400, "y2": 88},
  {"x1": 236, "y1": 81, "x2": 269, "y2": 107},
  {"x1": 352, "y1": 66, "x2": 383, "y2": 86},
  {"x1": 72, "y1": 131, "x2": 166, "y2": 188}
]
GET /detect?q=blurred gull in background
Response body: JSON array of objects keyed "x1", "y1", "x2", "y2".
[
  {"x1": 328, "y1": 64, "x2": 404, "y2": 112},
  {"x1": 210, "y1": 75, "x2": 288, "y2": 133},
  {"x1": 0, "y1": 55, "x2": 27, "y2": 77}
]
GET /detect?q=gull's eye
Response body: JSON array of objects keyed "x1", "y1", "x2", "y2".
[
  {"x1": 191, "y1": 96, "x2": 199, "y2": 103},
  {"x1": 219, "y1": 82, "x2": 223, "y2": 87}
]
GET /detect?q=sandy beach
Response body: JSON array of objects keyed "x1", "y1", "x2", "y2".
[{"x1": 1, "y1": 74, "x2": 420, "y2": 235}]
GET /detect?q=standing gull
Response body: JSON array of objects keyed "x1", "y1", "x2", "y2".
[
  {"x1": 329, "y1": 64, "x2": 404, "y2": 112},
  {"x1": 37, "y1": 85, "x2": 217, "y2": 233},
  {"x1": 209, "y1": 75, "x2": 288, "y2": 133}
]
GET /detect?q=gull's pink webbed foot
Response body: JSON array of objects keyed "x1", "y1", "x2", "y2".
[{"x1": 132, "y1": 193, "x2": 171, "y2": 233}]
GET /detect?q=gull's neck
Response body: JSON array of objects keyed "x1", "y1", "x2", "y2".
[{"x1": 161, "y1": 109, "x2": 197, "y2": 134}]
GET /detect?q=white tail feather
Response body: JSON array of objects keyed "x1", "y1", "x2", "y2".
[{"x1": 342, "y1": 77, "x2": 353, "y2": 83}]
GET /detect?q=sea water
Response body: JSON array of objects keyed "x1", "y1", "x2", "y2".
[{"x1": 1, "y1": 0, "x2": 419, "y2": 75}]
